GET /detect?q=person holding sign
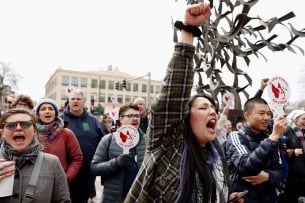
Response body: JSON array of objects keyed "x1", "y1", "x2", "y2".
[
  {"x1": 225, "y1": 97, "x2": 288, "y2": 202},
  {"x1": 91, "y1": 103, "x2": 146, "y2": 203}
]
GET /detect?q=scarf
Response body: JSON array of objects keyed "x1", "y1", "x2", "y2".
[
  {"x1": 0, "y1": 137, "x2": 42, "y2": 168},
  {"x1": 36, "y1": 118, "x2": 63, "y2": 143}
]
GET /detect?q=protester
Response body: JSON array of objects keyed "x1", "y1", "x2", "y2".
[
  {"x1": 279, "y1": 110, "x2": 305, "y2": 203},
  {"x1": 100, "y1": 112, "x2": 114, "y2": 134},
  {"x1": 225, "y1": 119, "x2": 233, "y2": 136},
  {"x1": 34, "y1": 98, "x2": 83, "y2": 185},
  {"x1": 133, "y1": 97, "x2": 149, "y2": 133},
  {"x1": 91, "y1": 103, "x2": 146, "y2": 203},
  {"x1": 226, "y1": 97, "x2": 288, "y2": 202},
  {"x1": 0, "y1": 108, "x2": 71, "y2": 202},
  {"x1": 253, "y1": 78, "x2": 269, "y2": 98},
  {"x1": 61, "y1": 89, "x2": 104, "y2": 203},
  {"x1": 12, "y1": 94, "x2": 35, "y2": 110},
  {"x1": 216, "y1": 104, "x2": 229, "y2": 145},
  {"x1": 3, "y1": 95, "x2": 16, "y2": 112},
  {"x1": 125, "y1": 3, "x2": 243, "y2": 202}
]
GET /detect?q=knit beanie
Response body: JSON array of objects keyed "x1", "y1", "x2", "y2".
[
  {"x1": 34, "y1": 98, "x2": 59, "y2": 117},
  {"x1": 286, "y1": 109, "x2": 305, "y2": 125}
]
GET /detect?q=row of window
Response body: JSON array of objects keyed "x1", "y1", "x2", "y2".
[
  {"x1": 61, "y1": 76, "x2": 161, "y2": 94},
  {"x1": 60, "y1": 90, "x2": 149, "y2": 106}
]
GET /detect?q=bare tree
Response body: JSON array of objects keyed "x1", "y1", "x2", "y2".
[
  {"x1": 174, "y1": 0, "x2": 305, "y2": 109},
  {"x1": 0, "y1": 61, "x2": 22, "y2": 100}
]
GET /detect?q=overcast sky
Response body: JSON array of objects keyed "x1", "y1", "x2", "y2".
[{"x1": 0, "y1": 0, "x2": 304, "y2": 103}]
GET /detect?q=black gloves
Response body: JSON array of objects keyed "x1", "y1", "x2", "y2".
[{"x1": 115, "y1": 154, "x2": 133, "y2": 168}]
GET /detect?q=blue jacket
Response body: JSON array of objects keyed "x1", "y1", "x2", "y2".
[
  {"x1": 61, "y1": 107, "x2": 104, "y2": 168},
  {"x1": 226, "y1": 126, "x2": 283, "y2": 203}
]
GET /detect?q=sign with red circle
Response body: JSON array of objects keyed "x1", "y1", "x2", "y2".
[
  {"x1": 222, "y1": 92, "x2": 234, "y2": 105},
  {"x1": 114, "y1": 125, "x2": 139, "y2": 154},
  {"x1": 267, "y1": 75, "x2": 290, "y2": 105},
  {"x1": 267, "y1": 75, "x2": 290, "y2": 116},
  {"x1": 65, "y1": 86, "x2": 76, "y2": 97}
]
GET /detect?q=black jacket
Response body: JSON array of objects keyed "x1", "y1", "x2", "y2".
[
  {"x1": 226, "y1": 126, "x2": 283, "y2": 203},
  {"x1": 284, "y1": 126, "x2": 305, "y2": 184}
]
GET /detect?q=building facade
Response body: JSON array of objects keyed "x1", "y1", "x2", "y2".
[{"x1": 44, "y1": 66, "x2": 162, "y2": 114}]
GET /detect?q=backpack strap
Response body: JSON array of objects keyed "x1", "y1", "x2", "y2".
[
  {"x1": 22, "y1": 151, "x2": 43, "y2": 203},
  {"x1": 61, "y1": 128, "x2": 67, "y2": 145}
]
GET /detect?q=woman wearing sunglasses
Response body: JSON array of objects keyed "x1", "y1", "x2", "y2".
[{"x1": 0, "y1": 108, "x2": 71, "y2": 202}]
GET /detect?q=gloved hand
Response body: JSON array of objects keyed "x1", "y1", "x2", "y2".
[{"x1": 115, "y1": 154, "x2": 133, "y2": 168}]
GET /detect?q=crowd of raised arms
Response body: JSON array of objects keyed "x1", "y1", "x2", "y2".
[{"x1": 0, "y1": 3, "x2": 305, "y2": 203}]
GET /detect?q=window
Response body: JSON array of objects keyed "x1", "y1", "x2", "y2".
[
  {"x1": 62, "y1": 76, "x2": 69, "y2": 86},
  {"x1": 99, "y1": 93, "x2": 105, "y2": 103},
  {"x1": 80, "y1": 78, "x2": 87, "y2": 88},
  {"x1": 99, "y1": 80, "x2": 106, "y2": 89},
  {"x1": 90, "y1": 93, "x2": 97, "y2": 106},
  {"x1": 155, "y1": 85, "x2": 161, "y2": 94},
  {"x1": 108, "y1": 81, "x2": 114, "y2": 90},
  {"x1": 150, "y1": 85, "x2": 154, "y2": 93},
  {"x1": 107, "y1": 94, "x2": 115, "y2": 103},
  {"x1": 91, "y1": 79, "x2": 98, "y2": 88},
  {"x1": 125, "y1": 95, "x2": 131, "y2": 104},
  {"x1": 142, "y1": 84, "x2": 147, "y2": 93},
  {"x1": 117, "y1": 95, "x2": 123, "y2": 104},
  {"x1": 61, "y1": 90, "x2": 67, "y2": 100},
  {"x1": 133, "y1": 83, "x2": 139, "y2": 92},
  {"x1": 125, "y1": 82, "x2": 131, "y2": 91},
  {"x1": 71, "y1": 77, "x2": 79, "y2": 87}
]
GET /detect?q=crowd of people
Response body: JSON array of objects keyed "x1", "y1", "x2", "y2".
[{"x1": 0, "y1": 2, "x2": 305, "y2": 203}]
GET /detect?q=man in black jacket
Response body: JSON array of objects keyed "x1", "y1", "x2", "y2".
[{"x1": 226, "y1": 97, "x2": 287, "y2": 203}]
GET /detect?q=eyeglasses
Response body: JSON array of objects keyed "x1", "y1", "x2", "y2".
[
  {"x1": 2, "y1": 120, "x2": 34, "y2": 130},
  {"x1": 120, "y1": 114, "x2": 140, "y2": 119}
]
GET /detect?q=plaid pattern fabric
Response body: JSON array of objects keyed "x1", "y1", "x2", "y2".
[{"x1": 124, "y1": 43, "x2": 195, "y2": 203}]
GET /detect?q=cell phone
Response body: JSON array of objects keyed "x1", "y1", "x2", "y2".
[{"x1": 230, "y1": 190, "x2": 248, "y2": 202}]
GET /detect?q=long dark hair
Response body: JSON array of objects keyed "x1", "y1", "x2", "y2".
[{"x1": 175, "y1": 94, "x2": 229, "y2": 203}]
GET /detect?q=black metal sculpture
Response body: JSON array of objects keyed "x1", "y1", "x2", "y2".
[{"x1": 174, "y1": 0, "x2": 305, "y2": 109}]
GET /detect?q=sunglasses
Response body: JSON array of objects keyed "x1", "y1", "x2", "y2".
[{"x1": 3, "y1": 120, "x2": 34, "y2": 130}]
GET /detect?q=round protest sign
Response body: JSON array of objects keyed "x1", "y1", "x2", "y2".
[
  {"x1": 267, "y1": 75, "x2": 290, "y2": 116},
  {"x1": 222, "y1": 92, "x2": 234, "y2": 105},
  {"x1": 65, "y1": 86, "x2": 76, "y2": 97},
  {"x1": 114, "y1": 125, "x2": 139, "y2": 154}
]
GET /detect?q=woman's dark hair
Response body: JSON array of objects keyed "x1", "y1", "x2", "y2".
[
  {"x1": 188, "y1": 94, "x2": 218, "y2": 115},
  {"x1": 175, "y1": 94, "x2": 229, "y2": 203}
]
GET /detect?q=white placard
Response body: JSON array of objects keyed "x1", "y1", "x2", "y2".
[
  {"x1": 0, "y1": 163, "x2": 15, "y2": 197},
  {"x1": 114, "y1": 125, "x2": 139, "y2": 154},
  {"x1": 267, "y1": 75, "x2": 290, "y2": 117}
]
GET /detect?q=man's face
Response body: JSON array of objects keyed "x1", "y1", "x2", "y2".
[
  {"x1": 69, "y1": 92, "x2": 85, "y2": 113},
  {"x1": 244, "y1": 103, "x2": 272, "y2": 132},
  {"x1": 4, "y1": 96, "x2": 15, "y2": 110},
  {"x1": 136, "y1": 102, "x2": 146, "y2": 116},
  {"x1": 295, "y1": 114, "x2": 305, "y2": 129}
]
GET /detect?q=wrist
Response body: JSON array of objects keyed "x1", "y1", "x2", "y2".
[{"x1": 174, "y1": 21, "x2": 202, "y2": 37}]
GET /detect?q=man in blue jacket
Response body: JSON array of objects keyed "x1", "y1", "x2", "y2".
[
  {"x1": 61, "y1": 88, "x2": 104, "y2": 203},
  {"x1": 226, "y1": 97, "x2": 288, "y2": 203}
]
